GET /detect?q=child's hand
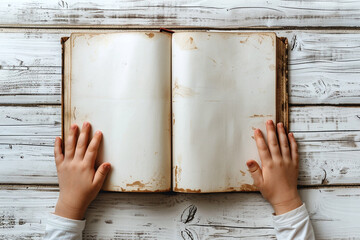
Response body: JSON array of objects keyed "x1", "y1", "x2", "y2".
[
  {"x1": 54, "y1": 122, "x2": 111, "y2": 220},
  {"x1": 247, "y1": 120, "x2": 302, "y2": 215}
]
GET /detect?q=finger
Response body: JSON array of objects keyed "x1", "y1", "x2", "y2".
[
  {"x1": 277, "y1": 122, "x2": 291, "y2": 162},
  {"x1": 54, "y1": 137, "x2": 64, "y2": 165},
  {"x1": 288, "y1": 132, "x2": 299, "y2": 166},
  {"x1": 74, "y1": 122, "x2": 91, "y2": 160},
  {"x1": 266, "y1": 120, "x2": 282, "y2": 160},
  {"x1": 93, "y1": 162, "x2": 111, "y2": 190},
  {"x1": 254, "y1": 128, "x2": 272, "y2": 166},
  {"x1": 246, "y1": 160, "x2": 263, "y2": 188},
  {"x1": 65, "y1": 124, "x2": 78, "y2": 160},
  {"x1": 84, "y1": 130, "x2": 102, "y2": 168}
]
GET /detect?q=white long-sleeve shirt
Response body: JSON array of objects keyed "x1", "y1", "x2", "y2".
[
  {"x1": 44, "y1": 203, "x2": 315, "y2": 240},
  {"x1": 272, "y1": 203, "x2": 315, "y2": 240}
]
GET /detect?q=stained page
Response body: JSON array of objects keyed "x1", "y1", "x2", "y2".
[
  {"x1": 172, "y1": 32, "x2": 276, "y2": 192},
  {"x1": 67, "y1": 32, "x2": 171, "y2": 192}
]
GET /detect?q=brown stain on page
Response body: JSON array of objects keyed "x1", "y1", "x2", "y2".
[
  {"x1": 126, "y1": 181, "x2": 146, "y2": 188},
  {"x1": 174, "y1": 156, "x2": 185, "y2": 192},
  {"x1": 85, "y1": 34, "x2": 97, "y2": 46},
  {"x1": 225, "y1": 184, "x2": 258, "y2": 192},
  {"x1": 72, "y1": 34, "x2": 99, "y2": 47},
  {"x1": 240, "y1": 170, "x2": 246, "y2": 176},
  {"x1": 208, "y1": 56, "x2": 217, "y2": 64},
  {"x1": 72, "y1": 106, "x2": 77, "y2": 120},
  {"x1": 249, "y1": 114, "x2": 273, "y2": 118},
  {"x1": 237, "y1": 33, "x2": 275, "y2": 47},
  {"x1": 175, "y1": 35, "x2": 198, "y2": 50},
  {"x1": 173, "y1": 78, "x2": 197, "y2": 97},
  {"x1": 174, "y1": 165, "x2": 182, "y2": 186},
  {"x1": 174, "y1": 187, "x2": 202, "y2": 193},
  {"x1": 106, "y1": 173, "x2": 170, "y2": 192},
  {"x1": 239, "y1": 36, "x2": 250, "y2": 44},
  {"x1": 239, "y1": 184, "x2": 258, "y2": 191},
  {"x1": 258, "y1": 35, "x2": 265, "y2": 44},
  {"x1": 188, "y1": 37, "x2": 196, "y2": 48},
  {"x1": 107, "y1": 185, "x2": 170, "y2": 192},
  {"x1": 126, "y1": 189, "x2": 169, "y2": 193},
  {"x1": 145, "y1": 33, "x2": 154, "y2": 38},
  {"x1": 174, "y1": 184, "x2": 257, "y2": 193}
]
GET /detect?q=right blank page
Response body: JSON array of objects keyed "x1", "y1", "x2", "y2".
[{"x1": 172, "y1": 32, "x2": 277, "y2": 192}]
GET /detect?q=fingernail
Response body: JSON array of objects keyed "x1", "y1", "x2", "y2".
[
  {"x1": 104, "y1": 164, "x2": 110, "y2": 170},
  {"x1": 96, "y1": 130, "x2": 102, "y2": 135},
  {"x1": 266, "y1": 120, "x2": 273, "y2": 125},
  {"x1": 71, "y1": 124, "x2": 77, "y2": 130},
  {"x1": 83, "y1": 122, "x2": 89, "y2": 128},
  {"x1": 247, "y1": 162, "x2": 254, "y2": 168},
  {"x1": 277, "y1": 122, "x2": 283, "y2": 127}
]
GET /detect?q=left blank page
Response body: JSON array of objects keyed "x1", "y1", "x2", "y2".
[{"x1": 67, "y1": 32, "x2": 171, "y2": 192}]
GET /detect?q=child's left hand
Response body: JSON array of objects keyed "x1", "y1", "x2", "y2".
[{"x1": 54, "y1": 122, "x2": 111, "y2": 220}]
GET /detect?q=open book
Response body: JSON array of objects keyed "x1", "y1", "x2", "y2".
[{"x1": 61, "y1": 31, "x2": 288, "y2": 193}]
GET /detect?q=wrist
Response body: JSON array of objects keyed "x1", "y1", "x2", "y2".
[
  {"x1": 272, "y1": 195, "x2": 302, "y2": 215},
  {"x1": 55, "y1": 198, "x2": 87, "y2": 220}
]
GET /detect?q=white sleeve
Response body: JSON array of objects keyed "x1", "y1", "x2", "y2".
[
  {"x1": 272, "y1": 203, "x2": 315, "y2": 240},
  {"x1": 43, "y1": 213, "x2": 86, "y2": 240}
]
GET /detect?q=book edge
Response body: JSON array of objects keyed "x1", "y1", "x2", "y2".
[
  {"x1": 60, "y1": 37, "x2": 69, "y2": 150},
  {"x1": 276, "y1": 37, "x2": 289, "y2": 131}
]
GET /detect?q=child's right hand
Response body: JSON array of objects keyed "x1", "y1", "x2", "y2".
[{"x1": 246, "y1": 120, "x2": 302, "y2": 215}]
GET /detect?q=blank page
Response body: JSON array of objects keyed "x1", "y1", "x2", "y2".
[
  {"x1": 68, "y1": 32, "x2": 171, "y2": 192},
  {"x1": 172, "y1": 32, "x2": 276, "y2": 192}
]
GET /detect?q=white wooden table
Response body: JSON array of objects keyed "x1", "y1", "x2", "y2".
[{"x1": 1, "y1": 1, "x2": 360, "y2": 239}]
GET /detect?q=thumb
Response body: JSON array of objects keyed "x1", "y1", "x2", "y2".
[
  {"x1": 93, "y1": 162, "x2": 111, "y2": 189},
  {"x1": 246, "y1": 160, "x2": 263, "y2": 188}
]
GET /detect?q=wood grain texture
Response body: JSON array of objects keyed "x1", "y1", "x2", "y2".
[
  {"x1": 0, "y1": 106, "x2": 59, "y2": 184},
  {"x1": 1, "y1": 0, "x2": 360, "y2": 28},
  {"x1": 1, "y1": 1, "x2": 360, "y2": 239},
  {"x1": 0, "y1": 185, "x2": 359, "y2": 239},
  {"x1": 0, "y1": 67, "x2": 61, "y2": 104},
  {"x1": 0, "y1": 105, "x2": 359, "y2": 185},
  {"x1": 2, "y1": 30, "x2": 360, "y2": 104}
]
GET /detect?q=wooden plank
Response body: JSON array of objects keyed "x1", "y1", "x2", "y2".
[
  {"x1": 0, "y1": 67, "x2": 61, "y2": 104},
  {"x1": 0, "y1": 105, "x2": 60, "y2": 136},
  {"x1": 0, "y1": 105, "x2": 359, "y2": 185},
  {"x1": 286, "y1": 31, "x2": 360, "y2": 105},
  {"x1": 2, "y1": 139, "x2": 359, "y2": 185},
  {"x1": 290, "y1": 106, "x2": 360, "y2": 132},
  {"x1": 1, "y1": 1, "x2": 360, "y2": 28},
  {"x1": 0, "y1": 185, "x2": 359, "y2": 239},
  {"x1": 1, "y1": 105, "x2": 358, "y2": 134},
  {"x1": 0, "y1": 32, "x2": 62, "y2": 66},
  {"x1": 0, "y1": 106, "x2": 59, "y2": 184},
  {"x1": 0, "y1": 145, "x2": 57, "y2": 184},
  {"x1": 2, "y1": 30, "x2": 360, "y2": 104}
]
